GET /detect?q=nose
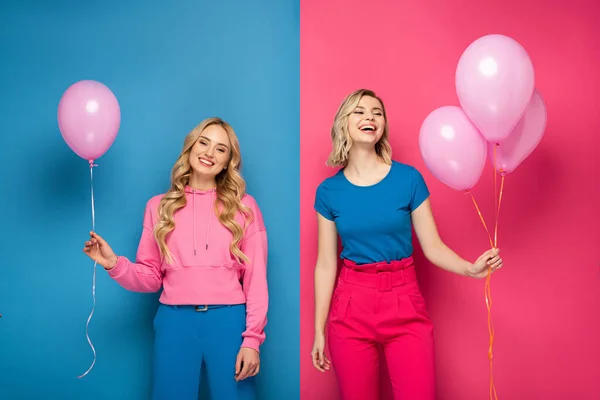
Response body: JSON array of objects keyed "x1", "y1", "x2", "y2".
[
  {"x1": 365, "y1": 113, "x2": 374, "y2": 120},
  {"x1": 205, "y1": 146, "x2": 215, "y2": 157}
]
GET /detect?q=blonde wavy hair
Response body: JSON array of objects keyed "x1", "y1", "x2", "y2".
[
  {"x1": 326, "y1": 89, "x2": 393, "y2": 167},
  {"x1": 154, "y1": 117, "x2": 253, "y2": 264}
]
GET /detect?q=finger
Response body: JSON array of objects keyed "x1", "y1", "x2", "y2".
[
  {"x1": 235, "y1": 354, "x2": 243, "y2": 376},
  {"x1": 491, "y1": 259, "x2": 503, "y2": 270},
  {"x1": 90, "y1": 232, "x2": 106, "y2": 245},
  {"x1": 312, "y1": 353, "x2": 325, "y2": 372},
  {"x1": 311, "y1": 350, "x2": 318, "y2": 361},
  {"x1": 487, "y1": 248, "x2": 499, "y2": 258},
  {"x1": 487, "y1": 256, "x2": 500, "y2": 265},
  {"x1": 237, "y1": 362, "x2": 252, "y2": 381},
  {"x1": 236, "y1": 357, "x2": 253, "y2": 380},
  {"x1": 251, "y1": 364, "x2": 260, "y2": 376},
  {"x1": 247, "y1": 363, "x2": 259, "y2": 377},
  {"x1": 318, "y1": 353, "x2": 327, "y2": 372},
  {"x1": 479, "y1": 251, "x2": 494, "y2": 264}
]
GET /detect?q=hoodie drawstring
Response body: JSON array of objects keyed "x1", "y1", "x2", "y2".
[
  {"x1": 206, "y1": 193, "x2": 214, "y2": 251},
  {"x1": 192, "y1": 189, "x2": 215, "y2": 256},
  {"x1": 193, "y1": 193, "x2": 197, "y2": 256}
]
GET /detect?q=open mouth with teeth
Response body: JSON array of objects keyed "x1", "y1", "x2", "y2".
[
  {"x1": 359, "y1": 125, "x2": 377, "y2": 133},
  {"x1": 198, "y1": 157, "x2": 215, "y2": 167}
]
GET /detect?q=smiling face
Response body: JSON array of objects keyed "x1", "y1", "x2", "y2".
[
  {"x1": 347, "y1": 95, "x2": 386, "y2": 146},
  {"x1": 188, "y1": 123, "x2": 231, "y2": 183},
  {"x1": 327, "y1": 89, "x2": 393, "y2": 167}
]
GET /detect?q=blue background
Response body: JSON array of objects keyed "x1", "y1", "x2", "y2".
[{"x1": 0, "y1": 1, "x2": 299, "y2": 399}]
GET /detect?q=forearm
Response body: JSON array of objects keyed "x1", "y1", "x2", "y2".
[
  {"x1": 241, "y1": 292, "x2": 268, "y2": 352},
  {"x1": 314, "y1": 262, "x2": 337, "y2": 335},
  {"x1": 425, "y1": 241, "x2": 474, "y2": 277},
  {"x1": 241, "y1": 230, "x2": 269, "y2": 351},
  {"x1": 241, "y1": 267, "x2": 268, "y2": 352},
  {"x1": 108, "y1": 256, "x2": 163, "y2": 292}
]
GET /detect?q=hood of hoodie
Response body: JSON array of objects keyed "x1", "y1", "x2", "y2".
[{"x1": 184, "y1": 185, "x2": 216, "y2": 256}]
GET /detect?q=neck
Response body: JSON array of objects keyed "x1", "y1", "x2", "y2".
[
  {"x1": 346, "y1": 145, "x2": 382, "y2": 174},
  {"x1": 188, "y1": 174, "x2": 217, "y2": 191}
]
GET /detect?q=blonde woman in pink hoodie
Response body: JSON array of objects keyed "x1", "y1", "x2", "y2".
[{"x1": 83, "y1": 117, "x2": 268, "y2": 400}]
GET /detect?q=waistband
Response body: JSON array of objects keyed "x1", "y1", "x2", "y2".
[
  {"x1": 340, "y1": 257, "x2": 417, "y2": 292},
  {"x1": 342, "y1": 256, "x2": 414, "y2": 272},
  {"x1": 160, "y1": 304, "x2": 244, "y2": 312}
]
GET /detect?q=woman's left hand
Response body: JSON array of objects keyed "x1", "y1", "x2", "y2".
[
  {"x1": 469, "y1": 248, "x2": 503, "y2": 278},
  {"x1": 235, "y1": 347, "x2": 260, "y2": 381}
]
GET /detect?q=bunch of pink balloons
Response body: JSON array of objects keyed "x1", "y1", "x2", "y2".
[
  {"x1": 58, "y1": 80, "x2": 121, "y2": 163},
  {"x1": 419, "y1": 34, "x2": 547, "y2": 191}
]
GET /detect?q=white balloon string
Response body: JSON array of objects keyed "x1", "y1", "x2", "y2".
[{"x1": 78, "y1": 160, "x2": 98, "y2": 379}]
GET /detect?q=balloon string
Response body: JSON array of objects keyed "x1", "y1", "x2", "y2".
[
  {"x1": 485, "y1": 269, "x2": 498, "y2": 400},
  {"x1": 493, "y1": 144, "x2": 506, "y2": 249},
  {"x1": 78, "y1": 160, "x2": 98, "y2": 379},
  {"x1": 493, "y1": 145, "x2": 498, "y2": 247},
  {"x1": 494, "y1": 175, "x2": 505, "y2": 249},
  {"x1": 486, "y1": 144, "x2": 506, "y2": 400},
  {"x1": 465, "y1": 191, "x2": 494, "y2": 249},
  {"x1": 465, "y1": 189, "x2": 498, "y2": 400}
]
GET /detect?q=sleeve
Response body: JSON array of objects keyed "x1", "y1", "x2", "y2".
[
  {"x1": 107, "y1": 199, "x2": 164, "y2": 293},
  {"x1": 410, "y1": 167, "x2": 430, "y2": 212},
  {"x1": 314, "y1": 181, "x2": 334, "y2": 221},
  {"x1": 239, "y1": 197, "x2": 269, "y2": 352}
]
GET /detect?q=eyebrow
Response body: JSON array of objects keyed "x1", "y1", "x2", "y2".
[
  {"x1": 355, "y1": 105, "x2": 383, "y2": 112},
  {"x1": 199, "y1": 135, "x2": 230, "y2": 149}
]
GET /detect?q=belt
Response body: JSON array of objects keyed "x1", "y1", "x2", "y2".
[
  {"x1": 165, "y1": 304, "x2": 241, "y2": 312},
  {"x1": 339, "y1": 265, "x2": 418, "y2": 292}
]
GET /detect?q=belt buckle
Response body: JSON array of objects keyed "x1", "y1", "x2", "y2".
[
  {"x1": 195, "y1": 305, "x2": 208, "y2": 312},
  {"x1": 376, "y1": 272, "x2": 392, "y2": 292}
]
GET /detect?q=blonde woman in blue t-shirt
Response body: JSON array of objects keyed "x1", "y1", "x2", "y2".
[{"x1": 311, "y1": 89, "x2": 503, "y2": 400}]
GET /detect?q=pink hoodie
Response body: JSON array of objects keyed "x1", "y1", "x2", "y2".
[{"x1": 108, "y1": 186, "x2": 268, "y2": 352}]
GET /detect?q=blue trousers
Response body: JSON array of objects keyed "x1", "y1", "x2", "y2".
[{"x1": 151, "y1": 303, "x2": 256, "y2": 400}]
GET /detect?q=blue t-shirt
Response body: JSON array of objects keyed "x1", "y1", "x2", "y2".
[{"x1": 314, "y1": 161, "x2": 430, "y2": 265}]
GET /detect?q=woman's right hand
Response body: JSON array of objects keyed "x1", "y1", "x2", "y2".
[
  {"x1": 311, "y1": 332, "x2": 331, "y2": 372},
  {"x1": 83, "y1": 231, "x2": 118, "y2": 270}
]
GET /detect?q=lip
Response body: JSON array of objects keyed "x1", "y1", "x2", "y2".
[
  {"x1": 358, "y1": 123, "x2": 377, "y2": 133},
  {"x1": 198, "y1": 156, "x2": 215, "y2": 167}
]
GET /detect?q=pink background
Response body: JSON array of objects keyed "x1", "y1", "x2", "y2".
[{"x1": 300, "y1": 1, "x2": 600, "y2": 399}]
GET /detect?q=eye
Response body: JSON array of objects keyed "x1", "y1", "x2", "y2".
[
  {"x1": 375, "y1": 112, "x2": 383, "y2": 116},
  {"x1": 198, "y1": 140, "x2": 208, "y2": 146},
  {"x1": 217, "y1": 148, "x2": 226, "y2": 153},
  {"x1": 353, "y1": 111, "x2": 364, "y2": 114}
]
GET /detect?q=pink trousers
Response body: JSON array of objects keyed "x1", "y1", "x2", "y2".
[{"x1": 327, "y1": 257, "x2": 435, "y2": 400}]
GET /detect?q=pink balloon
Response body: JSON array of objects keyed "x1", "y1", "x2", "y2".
[
  {"x1": 419, "y1": 106, "x2": 487, "y2": 191},
  {"x1": 489, "y1": 90, "x2": 547, "y2": 174},
  {"x1": 456, "y1": 34, "x2": 535, "y2": 143},
  {"x1": 58, "y1": 80, "x2": 121, "y2": 162}
]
